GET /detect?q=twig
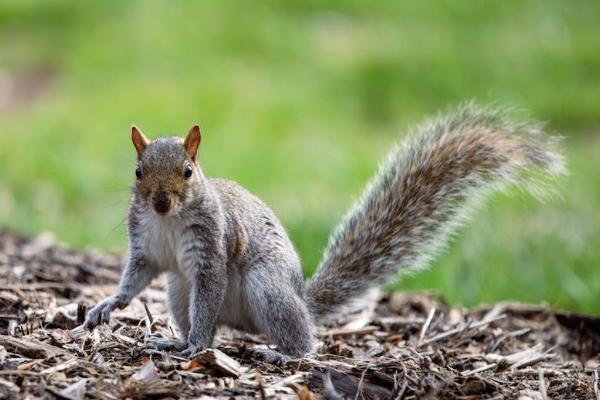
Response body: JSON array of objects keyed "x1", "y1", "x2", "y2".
[
  {"x1": 461, "y1": 363, "x2": 497, "y2": 377},
  {"x1": 593, "y1": 369, "x2": 599, "y2": 400},
  {"x1": 355, "y1": 367, "x2": 368, "y2": 400},
  {"x1": 488, "y1": 327, "x2": 531, "y2": 352},
  {"x1": 511, "y1": 354, "x2": 554, "y2": 370},
  {"x1": 0, "y1": 370, "x2": 41, "y2": 376},
  {"x1": 40, "y1": 358, "x2": 80, "y2": 375},
  {"x1": 422, "y1": 314, "x2": 507, "y2": 345},
  {"x1": 319, "y1": 326, "x2": 378, "y2": 338},
  {"x1": 393, "y1": 380, "x2": 409, "y2": 400},
  {"x1": 257, "y1": 373, "x2": 267, "y2": 400},
  {"x1": 0, "y1": 283, "x2": 81, "y2": 290},
  {"x1": 418, "y1": 306, "x2": 436, "y2": 345},
  {"x1": 142, "y1": 301, "x2": 155, "y2": 333},
  {"x1": 539, "y1": 369, "x2": 547, "y2": 400}
]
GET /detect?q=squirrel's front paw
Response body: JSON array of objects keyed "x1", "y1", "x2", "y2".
[{"x1": 84, "y1": 296, "x2": 125, "y2": 330}]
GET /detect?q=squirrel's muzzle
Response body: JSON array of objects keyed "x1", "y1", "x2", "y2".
[{"x1": 152, "y1": 192, "x2": 171, "y2": 215}]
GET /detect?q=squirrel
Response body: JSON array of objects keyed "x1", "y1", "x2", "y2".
[{"x1": 84, "y1": 103, "x2": 565, "y2": 357}]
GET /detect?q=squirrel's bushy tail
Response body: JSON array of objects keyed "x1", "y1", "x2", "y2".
[{"x1": 306, "y1": 103, "x2": 565, "y2": 322}]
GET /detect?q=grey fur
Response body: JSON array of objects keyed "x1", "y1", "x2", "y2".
[{"x1": 85, "y1": 104, "x2": 565, "y2": 356}]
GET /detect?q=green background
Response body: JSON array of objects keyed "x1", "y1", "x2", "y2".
[{"x1": 0, "y1": 1, "x2": 598, "y2": 313}]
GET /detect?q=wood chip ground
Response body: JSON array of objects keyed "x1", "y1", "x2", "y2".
[{"x1": 0, "y1": 230, "x2": 598, "y2": 399}]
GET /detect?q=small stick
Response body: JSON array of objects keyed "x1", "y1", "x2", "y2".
[
  {"x1": 319, "y1": 326, "x2": 378, "y2": 338},
  {"x1": 593, "y1": 369, "x2": 599, "y2": 400},
  {"x1": 539, "y1": 369, "x2": 547, "y2": 400},
  {"x1": 257, "y1": 373, "x2": 267, "y2": 400},
  {"x1": 142, "y1": 301, "x2": 155, "y2": 333},
  {"x1": 461, "y1": 363, "x2": 497, "y2": 377},
  {"x1": 0, "y1": 370, "x2": 41, "y2": 377},
  {"x1": 488, "y1": 327, "x2": 531, "y2": 352},
  {"x1": 0, "y1": 283, "x2": 80, "y2": 290},
  {"x1": 355, "y1": 367, "x2": 368, "y2": 400},
  {"x1": 418, "y1": 306, "x2": 436, "y2": 345},
  {"x1": 422, "y1": 314, "x2": 506, "y2": 345},
  {"x1": 393, "y1": 381, "x2": 409, "y2": 400},
  {"x1": 511, "y1": 353, "x2": 554, "y2": 370}
]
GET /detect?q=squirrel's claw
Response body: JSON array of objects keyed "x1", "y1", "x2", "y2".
[{"x1": 84, "y1": 297, "x2": 119, "y2": 330}]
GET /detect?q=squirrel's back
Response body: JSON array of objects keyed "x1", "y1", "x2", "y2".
[
  {"x1": 209, "y1": 178, "x2": 302, "y2": 274},
  {"x1": 306, "y1": 103, "x2": 565, "y2": 322}
]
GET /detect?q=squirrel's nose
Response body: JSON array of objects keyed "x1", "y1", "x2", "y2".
[{"x1": 153, "y1": 193, "x2": 171, "y2": 214}]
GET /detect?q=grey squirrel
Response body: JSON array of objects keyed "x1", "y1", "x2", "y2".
[{"x1": 84, "y1": 103, "x2": 565, "y2": 357}]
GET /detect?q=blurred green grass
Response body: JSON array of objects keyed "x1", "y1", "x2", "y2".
[{"x1": 0, "y1": 1, "x2": 598, "y2": 313}]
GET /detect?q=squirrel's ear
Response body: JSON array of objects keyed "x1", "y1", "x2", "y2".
[
  {"x1": 131, "y1": 125, "x2": 149, "y2": 159},
  {"x1": 184, "y1": 124, "x2": 202, "y2": 162}
]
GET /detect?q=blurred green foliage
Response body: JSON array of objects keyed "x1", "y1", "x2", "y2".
[{"x1": 0, "y1": 1, "x2": 598, "y2": 313}]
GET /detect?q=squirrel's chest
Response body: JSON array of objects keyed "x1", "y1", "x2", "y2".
[{"x1": 139, "y1": 216, "x2": 185, "y2": 272}]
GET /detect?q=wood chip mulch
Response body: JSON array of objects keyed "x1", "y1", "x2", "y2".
[{"x1": 0, "y1": 230, "x2": 598, "y2": 399}]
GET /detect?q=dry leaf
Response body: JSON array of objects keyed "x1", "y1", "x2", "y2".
[
  {"x1": 180, "y1": 359, "x2": 203, "y2": 371},
  {"x1": 47, "y1": 303, "x2": 80, "y2": 329},
  {"x1": 131, "y1": 358, "x2": 160, "y2": 384},
  {"x1": 192, "y1": 349, "x2": 245, "y2": 378},
  {"x1": 294, "y1": 385, "x2": 316, "y2": 400}
]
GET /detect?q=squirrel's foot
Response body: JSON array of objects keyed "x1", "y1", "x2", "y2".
[
  {"x1": 146, "y1": 332, "x2": 186, "y2": 352},
  {"x1": 251, "y1": 347, "x2": 289, "y2": 366}
]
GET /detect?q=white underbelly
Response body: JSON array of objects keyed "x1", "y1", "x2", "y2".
[
  {"x1": 141, "y1": 214, "x2": 183, "y2": 272},
  {"x1": 138, "y1": 212, "x2": 257, "y2": 332}
]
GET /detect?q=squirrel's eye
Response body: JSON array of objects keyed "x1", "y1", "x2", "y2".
[
  {"x1": 135, "y1": 167, "x2": 142, "y2": 180},
  {"x1": 184, "y1": 165, "x2": 193, "y2": 179}
]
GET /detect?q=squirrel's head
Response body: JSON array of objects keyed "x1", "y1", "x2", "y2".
[{"x1": 130, "y1": 125, "x2": 202, "y2": 216}]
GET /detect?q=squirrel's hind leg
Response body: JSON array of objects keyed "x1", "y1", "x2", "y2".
[
  {"x1": 146, "y1": 331, "x2": 187, "y2": 351},
  {"x1": 244, "y1": 265, "x2": 316, "y2": 357}
]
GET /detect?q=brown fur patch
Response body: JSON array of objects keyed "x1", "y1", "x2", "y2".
[{"x1": 227, "y1": 222, "x2": 248, "y2": 268}]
